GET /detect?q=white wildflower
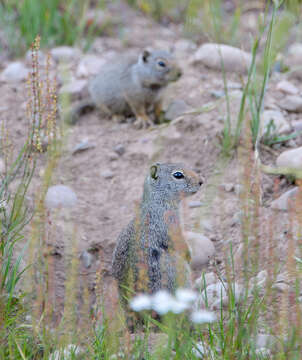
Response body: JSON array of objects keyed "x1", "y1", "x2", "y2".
[
  {"x1": 169, "y1": 299, "x2": 190, "y2": 314},
  {"x1": 151, "y1": 290, "x2": 175, "y2": 315},
  {"x1": 175, "y1": 288, "x2": 198, "y2": 303},
  {"x1": 190, "y1": 310, "x2": 216, "y2": 324},
  {"x1": 129, "y1": 294, "x2": 152, "y2": 312}
]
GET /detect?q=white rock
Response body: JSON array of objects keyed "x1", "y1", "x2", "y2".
[
  {"x1": 288, "y1": 43, "x2": 302, "y2": 57},
  {"x1": 59, "y1": 79, "x2": 87, "y2": 98},
  {"x1": 185, "y1": 232, "x2": 215, "y2": 269},
  {"x1": 25, "y1": 49, "x2": 47, "y2": 66},
  {"x1": 0, "y1": 62, "x2": 29, "y2": 82},
  {"x1": 76, "y1": 55, "x2": 106, "y2": 78},
  {"x1": 292, "y1": 120, "x2": 302, "y2": 132},
  {"x1": 196, "y1": 281, "x2": 243, "y2": 310},
  {"x1": 255, "y1": 348, "x2": 271, "y2": 358},
  {"x1": 276, "y1": 146, "x2": 302, "y2": 170},
  {"x1": 271, "y1": 187, "x2": 300, "y2": 211},
  {"x1": 45, "y1": 185, "x2": 77, "y2": 209},
  {"x1": 256, "y1": 333, "x2": 275, "y2": 349},
  {"x1": 279, "y1": 95, "x2": 302, "y2": 112},
  {"x1": 192, "y1": 342, "x2": 205, "y2": 358},
  {"x1": 51, "y1": 46, "x2": 81, "y2": 62},
  {"x1": 194, "y1": 272, "x2": 217, "y2": 291},
  {"x1": 260, "y1": 110, "x2": 291, "y2": 137},
  {"x1": 49, "y1": 344, "x2": 81, "y2": 360},
  {"x1": 0, "y1": 158, "x2": 5, "y2": 173},
  {"x1": 191, "y1": 43, "x2": 252, "y2": 74},
  {"x1": 276, "y1": 80, "x2": 299, "y2": 95}
]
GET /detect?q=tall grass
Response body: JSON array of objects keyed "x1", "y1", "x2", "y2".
[{"x1": 0, "y1": 0, "x2": 104, "y2": 56}]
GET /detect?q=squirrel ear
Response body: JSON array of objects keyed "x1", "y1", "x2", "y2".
[
  {"x1": 150, "y1": 164, "x2": 159, "y2": 180},
  {"x1": 142, "y1": 49, "x2": 151, "y2": 63}
]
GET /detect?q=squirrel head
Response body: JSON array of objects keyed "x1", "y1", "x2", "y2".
[
  {"x1": 144, "y1": 163, "x2": 203, "y2": 203},
  {"x1": 137, "y1": 49, "x2": 182, "y2": 88}
]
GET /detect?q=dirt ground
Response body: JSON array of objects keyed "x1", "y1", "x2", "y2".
[{"x1": 1, "y1": 2, "x2": 301, "y2": 322}]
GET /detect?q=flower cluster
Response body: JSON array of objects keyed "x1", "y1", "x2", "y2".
[{"x1": 129, "y1": 288, "x2": 216, "y2": 324}]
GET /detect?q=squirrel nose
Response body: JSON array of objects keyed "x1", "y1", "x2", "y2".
[{"x1": 199, "y1": 177, "x2": 204, "y2": 186}]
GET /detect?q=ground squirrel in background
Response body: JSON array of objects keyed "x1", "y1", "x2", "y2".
[
  {"x1": 69, "y1": 49, "x2": 182, "y2": 128},
  {"x1": 111, "y1": 163, "x2": 203, "y2": 325}
]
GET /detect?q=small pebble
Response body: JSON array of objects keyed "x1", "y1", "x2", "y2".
[
  {"x1": 188, "y1": 200, "x2": 203, "y2": 208},
  {"x1": 80, "y1": 250, "x2": 93, "y2": 269},
  {"x1": 114, "y1": 144, "x2": 125, "y2": 156},
  {"x1": 72, "y1": 140, "x2": 96, "y2": 155},
  {"x1": 102, "y1": 170, "x2": 114, "y2": 179}
]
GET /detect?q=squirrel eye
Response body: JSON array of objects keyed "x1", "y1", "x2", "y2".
[
  {"x1": 158, "y1": 60, "x2": 166, "y2": 68},
  {"x1": 173, "y1": 171, "x2": 184, "y2": 179}
]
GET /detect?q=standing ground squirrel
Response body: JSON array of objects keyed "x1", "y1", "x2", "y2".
[
  {"x1": 112, "y1": 163, "x2": 203, "y2": 315},
  {"x1": 69, "y1": 49, "x2": 182, "y2": 128}
]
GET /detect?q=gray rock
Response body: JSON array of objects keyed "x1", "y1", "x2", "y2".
[
  {"x1": 191, "y1": 43, "x2": 252, "y2": 74},
  {"x1": 260, "y1": 110, "x2": 291, "y2": 137},
  {"x1": 0, "y1": 62, "x2": 29, "y2": 82},
  {"x1": 72, "y1": 139, "x2": 96, "y2": 154},
  {"x1": 0, "y1": 158, "x2": 5, "y2": 173},
  {"x1": 59, "y1": 79, "x2": 87, "y2": 99},
  {"x1": 279, "y1": 95, "x2": 302, "y2": 112},
  {"x1": 76, "y1": 55, "x2": 106, "y2": 78},
  {"x1": 101, "y1": 169, "x2": 114, "y2": 179},
  {"x1": 271, "y1": 187, "x2": 300, "y2": 211},
  {"x1": 197, "y1": 281, "x2": 243, "y2": 309},
  {"x1": 185, "y1": 232, "x2": 215, "y2": 269},
  {"x1": 50, "y1": 46, "x2": 81, "y2": 62},
  {"x1": 165, "y1": 99, "x2": 192, "y2": 121},
  {"x1": 80, "y1": 251, "x2": 93, "y2": 268},
  {"x1": 45, "y1": 185, "x2": 77, "y2": 209},
  {"x1": 276, "y1": 80, "x2": 299, "y2": 95},
  {"x1": 276, "y1": 146, "x2": 302, "y2": 170},
  {"x1": 114, "y1": 144, "x2": 125, "y2": 156},
  {"x1": 188, "y1": 200, "x2": 203, "y2": 208}
]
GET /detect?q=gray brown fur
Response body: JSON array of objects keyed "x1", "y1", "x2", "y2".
[
  {"x1": 112, "y1": 163, "x2": 202, "y2": 309},
  {"x1": 69, "y1": 49, "x2": 182, "y2": 127}
]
